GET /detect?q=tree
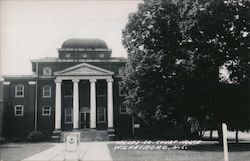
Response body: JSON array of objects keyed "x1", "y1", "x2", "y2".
[
  {"x1": 122, "y1": 0, "x2": 250, "y2": 140},
  {"x1": 187, "y1": 0, "x2": 250, "y2": 143},
  {"x1": 122, "y1": 0, "x2": 187, "y2": 132}
]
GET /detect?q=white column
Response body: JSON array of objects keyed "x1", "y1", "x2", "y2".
[
  {"x1": 90, "y1": 79, "x2": 96, "y2": 128},
  {"x1": 73, "y1": 79, "x2": 79, "y2": 129},
  {"x1": 55, "y1": 79, "x2": 62, "y2": 130},
  {"x1": 107, "y1": 78, "x2": 114, "y2": 128}
]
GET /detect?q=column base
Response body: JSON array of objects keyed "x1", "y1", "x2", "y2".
[
  {"x1": 53, "y1": 129, "x2": 62, "y2": 133},
  {"x1": 73, "y1": 128, "x2": 80, "y2": 132},
  {"x1": 108, "y1": 128, "x2": 115, "y2": 141},
  {"x1": 51, "y1": 129, "x2": 62, "y2": 142}
]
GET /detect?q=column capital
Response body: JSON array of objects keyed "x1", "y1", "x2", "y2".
[
  {"x1": 54, "y1": 79, "x2": 62, "y2": 83},
  {"x1": 72, "y1": 79, "x2": 80, "y2": 83},
  {"x1": 28, "y1": 81, "x2": 36, "y2": 85},
  {"x1": 106, "y1": 78, "x2": 113, "y2": 82},
  {"x1": 89, "y1": 79, "x2": 97, "y2": 83},
  {"x1": 3, "y1": 81, "x2": 10, "y2": 85}
]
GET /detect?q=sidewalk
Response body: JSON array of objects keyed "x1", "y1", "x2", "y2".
[{"x1": 22, "y1": 142, "x2": 113, "y2": 161}]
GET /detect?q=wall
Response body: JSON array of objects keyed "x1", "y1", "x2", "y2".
[
  {"x1": 3, "y1": 79, "x2": 35, "y2": 139},
  {"x1": 0, "y1": 81, "x2": 4, "y2": 138}
]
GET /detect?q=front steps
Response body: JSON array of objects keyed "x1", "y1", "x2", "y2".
[
  {"x1": 79, "y1": 129, "x2": 109, "y2": 142},
  {"x1": 58, "y1": 129, "x2": 112, "y2": 142}
]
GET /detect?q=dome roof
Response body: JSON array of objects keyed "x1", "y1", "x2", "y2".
[{"x1": 62, "y1": 38, "x2": 108, "y2": 49}]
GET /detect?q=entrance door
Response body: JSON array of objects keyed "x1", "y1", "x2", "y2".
[{"x1": 80, "y1": 107, "x2": 90, "y2": 129}]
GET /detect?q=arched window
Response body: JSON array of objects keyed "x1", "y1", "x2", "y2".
[
  {"x1": 42, "y1": 105, "x2": 51, "y2": 116},
  {"x1": 14, "y1": 105, "x2": 24, "y2": 116},
  {"x1": 43, "y1": 67, "x2": 52, "y2": 75},
  {"x1": 43, "y1": 85, "x2": 51, "y2": 97},
  {"x1": 15, "y1": 85, "x2": 24, "y2": 97}
]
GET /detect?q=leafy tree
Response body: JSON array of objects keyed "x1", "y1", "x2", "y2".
[
  {"x1": 187, "y1": 0, "x2": 250, "y2": 142},
  {"x1": 122, "y1": 0, "x2": 250, "y2": 140},
  {"x1": 122, "y1": 0, "x2": 187, "y2": 132},
  {"x1": 188, "y1": 0, "x2": 250, "y2": 84}
]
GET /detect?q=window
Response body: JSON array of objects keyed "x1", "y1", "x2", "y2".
[
  {"x1": 97, "y1": 81, "x2": 106, "y2": 97},
  {"x1": 43, "y1": 67, "x2": 52, "y2": 75},
  {"x1": 64, "y1": 86, "x2": 73, "y2": 97},
  {"x1": 66, "y1": 53, "x2": 71, "y2": 58},
  {"x1": 64, "y1": 108, "x2": 72, "y2": 123},
  {"x1": 43, "y1": 85, "x2": 51, "y2": 97},
  {"x1": 97, "y1": 107, "x2": 106, "y2": 123},
  {"x1": 82, "y1": 54, "x2": 87, "y2": 58},
  {"x1": 42, "y1": 106, "x2": 51, "y2": 116},
  {"x1": 15, "y1": 85, "x2": 24, "y2": 97},
  {"x1": 120, "y1": 104, "x2": 129, "y2": 114},
  {"x1": 99, "y1": 53, "x2": 105, "y2": 58},
  {"x1": 119, "y1": 82, "x2": 126, "y2": 96},
  {"x1": 14, "y1": 105, "x2": 24, "y2": 116}
]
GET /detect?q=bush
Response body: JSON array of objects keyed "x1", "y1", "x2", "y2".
[
  {"x1": 28, "y1": 131, "x2": 44, "y2": 142},
  {"x1": 0, "y1": 138, "x2": 6, "y2": 144}
]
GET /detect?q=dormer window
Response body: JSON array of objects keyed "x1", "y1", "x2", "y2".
[{"x1": 43, "y1": 67, "x2": 52, "y2": 75}]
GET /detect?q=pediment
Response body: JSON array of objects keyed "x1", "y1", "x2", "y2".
[{"x1": 54, "y1": 63, "x2": 114, "y2": 76}]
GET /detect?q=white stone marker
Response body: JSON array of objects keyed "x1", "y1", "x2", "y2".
[
  {"x1": 64, "y1": 132, "x2": 80, "y2": 161},
  {"x1": 222, "y1": 123, "x2": 229, "y2": 161}
]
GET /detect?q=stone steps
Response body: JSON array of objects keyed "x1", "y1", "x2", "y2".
[
  {"x1": 80, "y1": 129, "x2": 109, "y2": 142},
  {"x1": 59, "y1": 129, "x2": 110, "y2": 142}
]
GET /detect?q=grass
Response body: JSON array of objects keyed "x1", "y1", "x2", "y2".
[
  {"x1": 0, "y1": 143, "x2": 54, "y2": 161},
  {"x1": 108, "y1": 142, "x2": 250, "y2": 161}
]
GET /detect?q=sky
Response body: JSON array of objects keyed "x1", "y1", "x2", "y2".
[{"x1": 0, "y1": 0, "x2": 141, "y2": 75}]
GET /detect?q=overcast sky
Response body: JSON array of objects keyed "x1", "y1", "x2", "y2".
[{"x1": 0, "y1": 0, "x2": 141, "y2": 75}]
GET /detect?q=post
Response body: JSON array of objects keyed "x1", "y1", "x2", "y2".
[
  {"x1": 34, "y1": 62, "x2": 38, "y2": 132},
  {"x1": 55, "y1": 79, "x2": 62, "y2": 130},
  {"x1": 132, "y1": 116, "x2": 135, "y2": 135},
  {"x1": 235, "y1": 129, "x2": 239, "y2": 144},
  {"x1": 222, "y1": 123, "x2": 229, "y2": 161},
  {"x1": 107, "y1": 78, "x2": 113, "y2": 128},
  {"x1": 90, "y1": 79, "x2": 96, "y2": 128},
  {"x1": 73, "y1": 79, "x2": 79, "y2": 130}
]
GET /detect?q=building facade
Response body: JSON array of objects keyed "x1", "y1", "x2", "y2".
[
  {"x1": 3, "y1": 39, "x2": 132, "y2": 139},
  {"x1": 0, "y1": 81, "x2": 4, "y2": 139}
]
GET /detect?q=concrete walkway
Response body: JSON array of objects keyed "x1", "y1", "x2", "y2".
[{"x1": 22, "y1": 142, "x2": 113, "y2": 161}]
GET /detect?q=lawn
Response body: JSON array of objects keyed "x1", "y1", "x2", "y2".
[
  {"x1": 108, "y1": 141, "x2": 250, "y2": 161},
  {"x1": 0, "y1": 143, "x2": 54, "y2": 161}
]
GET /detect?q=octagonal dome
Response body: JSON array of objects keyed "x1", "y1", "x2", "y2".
[{"x1": 62, "y1": 38, "x2": 108, "y2": 49}]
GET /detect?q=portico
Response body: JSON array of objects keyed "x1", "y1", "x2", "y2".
[{"x1": 54, "y1": 63, "x2": 114, "y2": 131}]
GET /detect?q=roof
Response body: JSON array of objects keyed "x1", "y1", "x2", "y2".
[
  {"x1": 54, "y1": 63, "x2": 114, "y2": 76},
  {"x1": 30, "y1": 57, "x2": 127, "y2": 63},
  {"x1": 61, "y1": 38, "x2": 108, "y2": 49},
  {"x1": 2, "y1": 75, "x2": 37, "y2": 79}
]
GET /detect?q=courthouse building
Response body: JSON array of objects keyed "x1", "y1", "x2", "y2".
[{"x1": 2, "y1": 38, "x2": 132, "y2": 139}]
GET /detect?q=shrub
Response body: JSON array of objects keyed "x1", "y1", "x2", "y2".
[
  {"x1": 11, "y1": 137, "x2": 22, "y2": 142},
  {"x1": 28, "y1": 131, "x2": 44, "y2": 142},
  {"x1": 0, "y1": 138, "x2": 6, "y2": 144}
]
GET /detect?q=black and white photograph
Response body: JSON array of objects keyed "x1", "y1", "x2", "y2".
[{"x1": 0, "y1": 0, "x2": 249, "y2": 161}]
